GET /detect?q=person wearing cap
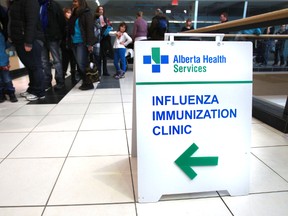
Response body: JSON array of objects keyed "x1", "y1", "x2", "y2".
[{"x1": 148, "y1": 8, "x2": 169, "y2": 40}]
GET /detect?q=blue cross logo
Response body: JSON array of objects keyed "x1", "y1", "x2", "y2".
[{"x1": 143, "y1": 47, "x2": 169, "y2": 73}]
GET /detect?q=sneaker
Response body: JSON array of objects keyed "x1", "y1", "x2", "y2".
[
  {"x1": 25, "y1": 93, "x2": 45, "y2": 101},
  {"x1": 114, "y1": 71, "x2": 125, "y2": 79},
  {"x1": 20, "y1": 91, "x2": 29, "y2": 97},
  {"x1": 9, "y1": 93, "x2": 18, "y2": 103}
]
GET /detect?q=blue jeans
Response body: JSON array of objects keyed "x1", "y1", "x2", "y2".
[
  {"x1": 15, "y1": 40, "x2": 45, "y2": 97},
  {"x1": 72, "y1": 43, "x2": 88, "y2": 82},
  {"x1": 113, "y1": 48, "x2": 126, "y2": 72},
  {"x1": 0, "y1": 69, "x2": 15, "y2": 93},
  {"x1": 42, "y1": 40, "x2": 64, "y2": 87},
  {"x1": 263, "y1": 40, "x2": 272, "y2": 65}
]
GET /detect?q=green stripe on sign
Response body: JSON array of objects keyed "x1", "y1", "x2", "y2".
[
  {"x1": 136, "y1": 81, "x2": 253, "y2": 85},
  {"x1": 152, "y1": 48, "x2": 160, "y2": 64}
]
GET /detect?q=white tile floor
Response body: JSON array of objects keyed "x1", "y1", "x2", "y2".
[{"x1": 0, "y1": 71, "x2": 288, "y2": 216}]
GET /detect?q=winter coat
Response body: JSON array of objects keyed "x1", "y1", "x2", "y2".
[
  {"x1": 44, "y1": 1, "x2": 66, "y2": 41},
  {"x1": 69, "y1": 8, "x2": 97, "y2": 46},
  {"x1": 9, "y1": 0, "x2": 44, "y2": 45}
]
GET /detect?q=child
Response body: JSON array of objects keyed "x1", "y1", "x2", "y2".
[
  {"x1": 109, "y1": 22, "x2": 132, "y2": 79},
  {"x1": 0, "y1": 5, "x2": 17, "y2": 103}
]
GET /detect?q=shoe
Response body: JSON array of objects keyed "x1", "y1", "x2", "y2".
[
  {"x1": 0, "y1": 94, "x2": 5, "y2": 103},
  {"x1": 79, "y1": 83, "x2": 94, "y2": 90},
  {"x1": 103, "y1": 73, "x2": 110, "y2": 76},
  {"x1": 114, "y1": 71, "x2": 125, "y2": 79},
  {"x1": 272, "y1": 63, "x2": 278, "y2": 66},
  {"x1": 54, "y1": 83, "x2": 65, "y2": 90},
  {"x1": 20, "y1": 91, "x2": 29, "y2": 97},
  {"x1": 25, "y1": 93, "x2": 45, "y2": 101},
  {"x1": 113, "y1": 70, "x2": 122, "y2": 77},
  {"x1": 9, "y1": 93, "x2": 18, "y2": 102}
]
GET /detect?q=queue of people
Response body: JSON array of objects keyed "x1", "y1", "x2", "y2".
[
  {"x1": 218, "y1": 12, "x2": 288, "y2": 67},
  {"x1": 3, "y1": 1, "x2": 288, "y2": 103},
  {"x1": 0, "y1": 2, "x2": 172, "y2": 103}
]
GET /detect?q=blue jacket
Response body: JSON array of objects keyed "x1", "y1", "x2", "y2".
[{"x1": 0, "y1": 32, "x2": 9, "y2": 67}]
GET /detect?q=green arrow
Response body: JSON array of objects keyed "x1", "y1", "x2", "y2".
[{"x1": 175, "y1": 143, "x2": 218, "y2": 180}]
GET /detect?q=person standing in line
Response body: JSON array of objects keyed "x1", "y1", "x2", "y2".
[
  {"x1": 61, "y1": 7, "x2": 79, "y2": 84},
  {"x1": 273, "y1": 24, "x2": 286, "y2": 66},
  {"x1": 180, "y1": 18, "x2": 194, "y2": 41},
  {"x1": 220, "y1": 12, "x2": 229, "y2": 23},
  {"x1": 261, "y1": 26, "x2": 275, "y2": 66},
  {"x1": 39, "y1": 0, "x2": 66, "y2": 90},
  {"x1": 148, "y1": 8, "x2": 169, "y2": 40},
  {"x1": 219, "y1": 12, "x2": 230, "y2": 35},
  {"x1": 94, "y1": 5, "x2": 113, "y2": 77},
  {"x1": 181, "y1": 18, "x2": 194, "y2": 32},
  {"x1": 0, "y1": 3, "x2": 17, "y2": 103},
  {"x1": 68, "y1": 0, "x2": 96, "y2": 90},
  {"x1": 132, "y1": 11, "x2": 148, "y2": 41},
  {"x1": 109, "y1": 22, "x2": 132, "y2": 79},
  {"x1": 8, "y1": 0, "x2": 46, "y2": 101}
]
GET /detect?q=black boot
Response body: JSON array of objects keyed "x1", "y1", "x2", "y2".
[
  {"x1": 9, "y1": 93, "x2": 18, "y2": 102},
  {"x1": 79, "y1": 82, "x2": 94, "y2": 90},
  {"x1": 0, "y1": 93, "x2": 5, "y2": 103}
]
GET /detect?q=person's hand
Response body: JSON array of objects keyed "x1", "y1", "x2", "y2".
[{"x1": 87, "y1": 45, "x2": 93, "y2": 52}]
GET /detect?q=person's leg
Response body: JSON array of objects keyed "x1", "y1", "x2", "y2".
[
  {"x1": 41, "y1": 43, "x2": 53, "y2": 89},
  {"x1": 0, "y1": 75, "x2": 5, "y2": 102},
  {"x1": 49, "y1": 41, "x2": 64, "y2": 87},
  {"x1": 279, "y1": 42, "x2": 285, "y2": 66},
  {"x1": 16, "y1": 40, "x2": 45, "y2": 99},
  {"x1": 93, "y1": 43, "x2": 102, "y2": 76},
  {"x1": 69, "y1": 49, "x2": 79, "y2": 83},
  {"x1": 72, "y1": 43, "x2": 92, "y2": 90},
  {"x1": 113, "y1": 48, "x2": 120, "y2": 71},
  {"x1": 263, "y1": 41, "x2": 270, "y2": 65},
  {"x1": 61, "y1": 46, "x2": 69, "y2": 79},
  {"x1": 100, "y1": 39, "x2": 110, "y2": 76},
  {"x1": 119, "y1": 48, "x2": 127, "y2": 72},
  {"x1": 102, "y1": 53, "x2": 109, "y2": 75},
  {"x1": 2, "y1": 75, "x2": 17, "y2": 102},
  {"x1": 273, "y1": 44, "x2": 279, "y2": 65}
]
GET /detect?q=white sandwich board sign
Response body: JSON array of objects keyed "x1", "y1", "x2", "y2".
[{"x1": 133, "y1": 38, "x2": 252, "y2": 203}]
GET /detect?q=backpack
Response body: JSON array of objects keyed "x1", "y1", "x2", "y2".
[{"x1": 158, "y1": 17, "x2": 167, "y2": 32}]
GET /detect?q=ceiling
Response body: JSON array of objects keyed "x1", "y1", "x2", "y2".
[
  {"x1": 54, "y1": 0, "x2": 288, "y2": 32},
  {"x1": 55, "y1": 0, "x2": 288, "y2": 23},
  {"x1": 1, "y1": 0, "x2": 287, "y2": 30}
]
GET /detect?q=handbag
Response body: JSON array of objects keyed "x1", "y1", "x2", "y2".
[{"x1": 86, "y1": 53, "x2": 100, "y2": 83}]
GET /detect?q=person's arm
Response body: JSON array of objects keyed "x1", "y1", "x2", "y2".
[
  {"x1": 24, "y1": 0, "x2": 40, "y2": 50},
  {"x1": 132, "y1": 21, "x2": 137, "y2": 40},
  {"x1": 123, "y1": 32, "x2": 132, "y2": 46},
  {"x1": 85, "y1": 12, "x2": 96, "y2": 52},
  {"x1": 109, "y1": 31, "x2": 117, "y2": 37}
]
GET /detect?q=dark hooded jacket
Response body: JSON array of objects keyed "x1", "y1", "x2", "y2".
[
  {"x1": 38, "y1": 0, "x2": 65, "y2": 41},
  {"x1": 69, "y1": 7, "x2": 96, "y2": 46},
  {"x1": 8, "y1": 0, "x2": 44, "y2": 45},
  {"x1": 0, "y1": 5, "x2": 8, "y2": 40}
]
